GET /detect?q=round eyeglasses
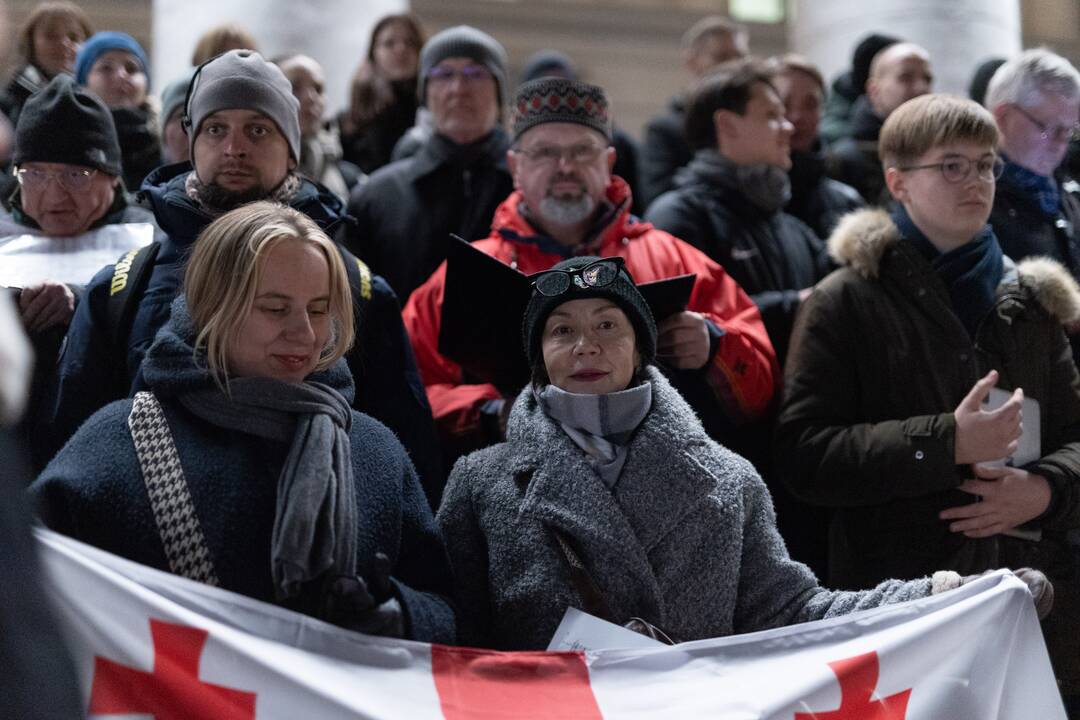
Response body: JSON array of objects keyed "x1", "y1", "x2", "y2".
[
  {"x1": 530, "y1": 257, "x2": 629, "y2": 297},
  {"x1": 897, "y1": 155, "x2": 1004, "y2": 184},
  {"x1": 15, "y1": 166, "x2": 99, "y2": 193}
]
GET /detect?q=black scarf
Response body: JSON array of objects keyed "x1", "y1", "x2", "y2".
[{"x1": 892, "y1": 205, "x2": 1003, "y2": 336}]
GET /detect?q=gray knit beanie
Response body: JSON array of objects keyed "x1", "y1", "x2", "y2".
[
  {"x1": 419, "y1": 25, "x2": 508, "y2": 106},
  {"x1": 185, "y1": 49, "x2": 300, "y2": 162}
]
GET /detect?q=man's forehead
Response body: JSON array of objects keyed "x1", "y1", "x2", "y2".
[
  {"x1": 21, "y1": 160, "x2": 93, "y2": 171},
  {"x1": 203, "y1": 109, "x2": 277, "y2": 125},
  {"x1": 433, "y1": 57, "x2": 484, "y2": 70},
  {"x1": 874, "y1": 44, "x2": 931, "y2": 77},
  {"x1": 519, "y1": 122, "x2": 607, "y2": 146}
]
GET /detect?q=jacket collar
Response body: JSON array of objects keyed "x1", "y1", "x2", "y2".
[
  {"x1": 404, "y1": 128, "x2": 510, "y2": 182},
  {"x1": 828, "y1": 208, "x2": 1080, "y2": 324},
  {"x1": 138, "y1": 163, "x2": 347, "y2": 252},
  {"x1": 490, "y1": 175, "x2": 650, "y2": 257}
]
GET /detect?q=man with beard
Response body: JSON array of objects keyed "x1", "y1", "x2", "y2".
[
  {"x1": 404, "y1": 77, "x2": 777, "y2": 469},
  {"x1": 43, "y1": 50, "x2": 442, "y2": 498}
]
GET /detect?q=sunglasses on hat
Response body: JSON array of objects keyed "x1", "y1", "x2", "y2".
[{"x1": 530, "y1": 257, "x2": 631, "y2": 297}]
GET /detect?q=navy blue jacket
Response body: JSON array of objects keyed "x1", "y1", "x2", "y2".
[
  {"x1": 44, "y1": 163, "x2": 442, "y2": 498},
  {"x1": 31, "y1": 317, "x2": 456, "y2": 643}
]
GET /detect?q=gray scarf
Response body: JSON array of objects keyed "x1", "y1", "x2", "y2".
[
  {"x1": 686, "y1": 148, "x2": 792, "y2": 214},
  {"x1": 180, "y1": 377, "x2": 357, "y2": 601},
  {"x1": 535, "y1": 381, "x2": 653, "y2": 488}
]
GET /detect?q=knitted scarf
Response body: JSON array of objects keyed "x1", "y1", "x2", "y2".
[
  {"x1": 535, "y1": 381, "x2": 652, "y2": 489},
  {"x1": 892, "y1": 204, "x2": 1003, "y2": 337},
  {"x1": 999, "y1": 155, "x2": 1061, "y2": 218},
  {"x1": 682, "y1": 148, "x2": 791, "y2": 214},
  {"x1": 142, "y1": 297, "x2": 357, "y2": 601}
]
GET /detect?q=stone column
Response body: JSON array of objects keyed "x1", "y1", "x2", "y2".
[
  {"x1": 788, "y1": 0, "x2": 1021, "y2": 96},
  {"x1": 152, "y1": 0, "x2": 406, "y2": 114}
]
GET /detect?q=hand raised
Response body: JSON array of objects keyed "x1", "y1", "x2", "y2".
[{"x1": 953, "y1": 370, "x2": 1023, "y2": 464}]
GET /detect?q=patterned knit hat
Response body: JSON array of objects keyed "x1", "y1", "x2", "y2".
[{"x1": 511, "y1": 77, "x2": 612, "y2": 142}]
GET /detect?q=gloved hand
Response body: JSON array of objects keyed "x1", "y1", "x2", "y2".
[
  {"x1": 320, "y1": 553, "x2": 405, "y2": 637},
  {"x1": 931, "y1": 567, "x2": 1054, "y2": 620}
]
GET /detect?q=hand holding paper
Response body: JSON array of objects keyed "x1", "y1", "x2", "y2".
[{"x1": 953, "y1": 370, "x2": 1023, "y2": 464}]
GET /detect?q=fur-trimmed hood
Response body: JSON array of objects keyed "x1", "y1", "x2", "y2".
[{"x1": 827, "y1": 208, "x2": 1080, "y2": 324}]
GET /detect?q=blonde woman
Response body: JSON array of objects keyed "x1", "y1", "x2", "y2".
[{"x1": 32, "y1": 201, "x2": 455, "y2": 642}]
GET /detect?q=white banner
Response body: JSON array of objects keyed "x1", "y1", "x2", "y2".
[{"x1": 37, "y1": 529, "x2": 1065, "y2": 719}]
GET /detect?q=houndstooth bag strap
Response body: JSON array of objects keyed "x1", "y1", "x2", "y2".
[{"x1": 128, "y1": 391, "x2": 220, "y2": 586}]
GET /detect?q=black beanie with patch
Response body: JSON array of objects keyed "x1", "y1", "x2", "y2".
[
  {"x1": 14, "y1": 74, "x2": 122, "y2": 176},
  {"x1": 523, "y1": 255, "x2": 657, "y2": 369}
]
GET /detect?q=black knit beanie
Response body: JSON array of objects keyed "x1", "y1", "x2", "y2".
[
  {"x1": 523, "y1": 256, "x2": 657, "y2": 368},
  {"x1": 14, "y1": 74, "x2": 122, "y2": 176},
  {"x1": 852, "y1": 33, "x2": 901, "y2": 95},
  {"x1": 419, "y1": 25, "x2": 508, "y2": 105}
]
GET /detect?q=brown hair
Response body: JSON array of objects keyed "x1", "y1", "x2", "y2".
[
  {"x1": 17, "y1": 1, "x2": 92, "y2": 68},
  {"x1": 343, "y1": 13, "x2": 424, "y2": 131},
  {"x1": 183, "y1": 202, "x2": 354, "y2": 389},
  {"x1": 681, "y1": 15, "x2": 746, "y2": 53},
  {"x1": 685, "y1": 58, "x2": 778, "y2": 151},
  {"x1": 769, "y1": 53, "x2": 825, "y2": 94},
  {"x1": 879, "y1": 93, "x2": 999, "y2": 167},
  {"x1": 191, "y1": 23, "x2": 259, "y2": 66}
]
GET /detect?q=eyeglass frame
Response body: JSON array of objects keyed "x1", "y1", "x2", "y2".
[
  {"x1": 529, "y1": 257, "x2": 632, "y2": 297},
  {"x1": 512, "y1": 142, "x2": 611, "y2": 167},
  {"x1": 13, "y1": 165, "x2": 100, "y2": 193},
  {"x1": 896, "y1": 154, "x2": 1005, "y2": 184},
  {"x1": 1010, "y1": 103, "x2": 1080, "y2": 143},
  {"x1": 426, "y1": 63, "x2": 493, "y2": 85}
]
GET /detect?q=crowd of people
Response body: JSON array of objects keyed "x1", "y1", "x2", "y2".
[{"x1": 2, "y1": 3, "x2": 1080, "y2": 715}]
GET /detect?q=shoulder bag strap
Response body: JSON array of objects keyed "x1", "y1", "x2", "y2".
[
  {"x1": 549, "y1": 525, "x2": 616, "y2": 621},
  {"x1": 128, "y1": 391, "x2": 220, "y2": 586}
]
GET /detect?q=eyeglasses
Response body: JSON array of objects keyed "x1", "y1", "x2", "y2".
[
  {"x1": 898, "y1": 155, "x2": 1004, "y2": 184},
  {"x1": 530, "y1": 257, "x2": 630, "y2": 297},
  {"x1": 1012, "y1": 104, "x2": 1080, "y2": 143},
  {"x1": 514, "y1": 143, "x2": 608, "y2": 168},
  {"x1": 14, "y1": 166, "x2": 98, "y2": 192},
  {"x1": 427, "y1": 64, "x2": 492, "y2": 85}
]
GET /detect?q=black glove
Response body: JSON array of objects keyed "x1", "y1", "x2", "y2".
[{"x1": 320, "y1": 553, "x2": 405, "y2": 637}]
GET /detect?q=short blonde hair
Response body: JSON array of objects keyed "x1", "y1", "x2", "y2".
[
  {"x1": 879, "y1": 93, "x2": 998, "y2": 168},
  {"x1": 183, "y1": 202, "x2": 355, "y2": 388},
  {"x1": 191, "y1": 23, "x2": 259, "y2": 66}
]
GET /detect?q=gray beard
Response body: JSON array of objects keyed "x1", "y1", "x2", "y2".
[{"x1": 538, "y1": 193, "x2": 596, "y2": 227}]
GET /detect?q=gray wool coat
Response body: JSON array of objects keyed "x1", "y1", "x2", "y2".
[{"x1": 437, "y1": 367, "x2": 935, "y2": 650}]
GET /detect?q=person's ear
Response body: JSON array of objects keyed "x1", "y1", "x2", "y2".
[
  {"x1": 713, "y1": 108, "x2": 739, "y2": 148},
  {"x1": 990, "y1": 103, "x2": 1010, "y2": 132},
  {"x1": 884, "y1": 165, "x2": 907, "y2": 202},
  {"x1": 605, "y1": 145, "x2": 615, "y2": 173},
  {"x1": 288, "y1": 157, "x2": 298, "y2": 172},
  {"x1": 507, "y1": 148, "x2": 521, "y2": 189}
]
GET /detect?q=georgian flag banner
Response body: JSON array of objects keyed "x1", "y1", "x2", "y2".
[{"x1": 37, "y1": 529, "x2": 1065, "y2": 719}]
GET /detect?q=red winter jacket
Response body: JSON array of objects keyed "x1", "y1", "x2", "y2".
[{"x1": 403, "y1": 177, "x2": 778, "y2": 446}]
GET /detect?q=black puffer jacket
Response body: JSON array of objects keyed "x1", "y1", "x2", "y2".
[
  {"x1": 787, "y1": 148, "x2": 865, "y2": 239},
  {"x1": 645, "y1": 150, "x2": 830, "y2": 365},
  {"x1": 824, "y1": 96, "x2": 888, "y2": 205},
  {"x1": 342, "y1": 129, "x2": 512, "y2": 301}
]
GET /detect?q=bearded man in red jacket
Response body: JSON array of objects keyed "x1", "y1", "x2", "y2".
[{"x1": 404, "y1": 77, "x2": 777, "y2": 480}]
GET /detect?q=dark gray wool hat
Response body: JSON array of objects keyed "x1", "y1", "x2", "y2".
[
  {"x1": 523, "y1": 256, "x2": 657, "y2": 368},
  {"x1": 419, "y1": 25, "x2": 508, "y2": 105},
  {"x1": 511, "y1": 77, "x2": 613, "y2": 142},
  {"x1": 185, "y1": 49, "x2": 301, "y2": 162},
  {"x1": 14, "y1": 74, "x2": 122, "y2": 176}
]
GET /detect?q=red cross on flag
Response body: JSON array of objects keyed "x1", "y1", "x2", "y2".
[{"x1": 35, "y1": 530, "x2": 1065, "y2": 719}]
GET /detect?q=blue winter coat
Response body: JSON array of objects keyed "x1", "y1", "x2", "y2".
[
  {"x1": 42, "y1": 163, "x2": 442, "y2": 499},
  {"x1": 31, "y1": 308, "x2": 456, "y2": 643}
]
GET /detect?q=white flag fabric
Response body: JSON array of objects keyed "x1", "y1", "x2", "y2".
[
  {"x1": 37, "y1": 528, "x2": 1065, "y2": 719},
  {"x1": 0, "y1": 223, "x2": 154, "y2": 287}
]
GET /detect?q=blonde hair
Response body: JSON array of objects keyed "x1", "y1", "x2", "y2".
[
  {"x1": 879, "y1": 93, "x2": 999, "y2": 168},
  {"x1": 18, "y1": 1, "x2": 92, "y2": 69},
  {"x1": 183, "y1": 202, "x2": 355, "y2": 388}
]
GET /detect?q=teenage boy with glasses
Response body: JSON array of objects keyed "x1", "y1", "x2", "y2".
[
  {"x1": 342, "y1": 25, "x2": 513, "y2": 303},
  {"x1": 404, "y1": 76, "x2": 777, "y2": 473},
  {"x1": 776, "y1": 93, "x2": 1080, "y2": 706}
]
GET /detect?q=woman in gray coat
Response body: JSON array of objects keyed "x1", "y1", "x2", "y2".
[{"x1": 436, "y1": 255, "x2": 1050, "y2": 650}]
